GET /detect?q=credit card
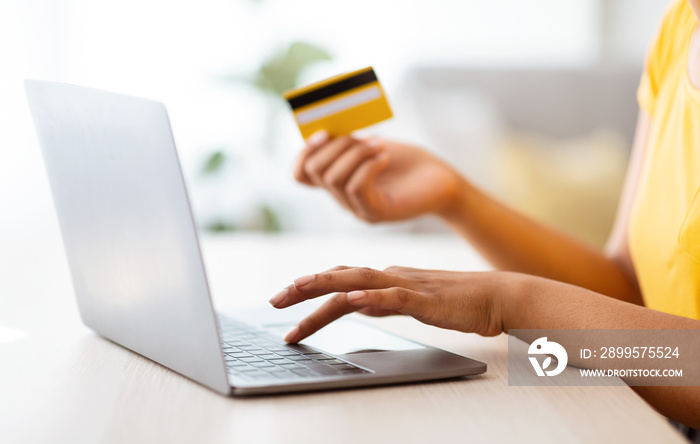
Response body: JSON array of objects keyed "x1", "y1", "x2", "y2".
[{"x1": 283, "y1": 67, "x2": 393, "y2": 139}]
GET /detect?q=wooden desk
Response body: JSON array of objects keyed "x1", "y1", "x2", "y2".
[{"x1": 0, "y1": 233, "x2": 685, "y2": 443}]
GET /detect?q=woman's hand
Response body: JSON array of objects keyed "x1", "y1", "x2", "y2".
[
  {"x1": 268, "y1": 265, "x2": 518, "y2": 343},
  {"x1": 293, "y1": 131, "x2": 467, "y2": 222}
]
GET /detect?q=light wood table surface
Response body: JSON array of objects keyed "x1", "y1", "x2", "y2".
[{"x1": 0, "y1": 233, "x2": 686, "y2": 443}]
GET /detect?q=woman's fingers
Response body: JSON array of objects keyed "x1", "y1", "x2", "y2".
[
  {"x1": 293, "y1": 133, "x2": 392, "y2": 219},
  {"x1": 286, "y1": 286, "x2": 428, "y2": 343},
  {"x1": 303, "y1": 136, "x2": 356, "y2": 187},
  {"x1": 321, "y1": 142, "x2": 383, "y2": 211},
  {"x1": 284, "y1": 294, "x2": 407, "y2": 344},
  {"x1": 293, "y1": 130, "x2": 330, "y2": 185},
  {"x1": 357, "y1": 307, "x2": 403, "y2": 317},
  {"x1": 346, "y1": 287, "x2": 428, "y2": 320},
  {"x1": 283, "y1": 292, "x2": 357, "y2": 343},
  {"x1": 269, "y1": 267, "x2": 409, "y2": 308},
  {"x1": 345, "y1": 152, "x2": 391, "y2": 221}
]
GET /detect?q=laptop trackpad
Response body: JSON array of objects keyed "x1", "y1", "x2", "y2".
[{"x1": 267, "y1": 318, "x2": 425, "y2": 355}]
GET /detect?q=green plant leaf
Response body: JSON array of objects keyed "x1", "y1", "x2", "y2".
[
  {"x1": 206, "y1": 219, "x2": 237, "y2": 232},
  {"x1": 257, "y1": 41, "x2": 333, "y2": 95},
  {"x1": 201, "y1": 150, "x2": 227, "y2": 175},
  {"x1": 260, "y1": 204, "x2": 282, "y2": 232},
  {"x1": 282, "y1": 41, "x2": 333, "y2": 76},
  {"x1": 216, "y1": 41, "x2": 332, "y2": 97}
]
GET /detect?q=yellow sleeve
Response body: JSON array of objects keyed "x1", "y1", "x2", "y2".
[
  {"x1": 637, "y1": 59, "x2": 658, "y2": 116},
  {"x1": 637, "y1": 0, "x2": 684, "y2": 116}
]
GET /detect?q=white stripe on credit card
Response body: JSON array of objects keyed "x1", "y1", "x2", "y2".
[{"x1": 295, "y1": 86, "x2": 382, "y2": 125}]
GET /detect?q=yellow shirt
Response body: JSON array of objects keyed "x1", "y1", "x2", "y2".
[{"x1": 630, "y1": 0, "x2": 700, "y2": 319}]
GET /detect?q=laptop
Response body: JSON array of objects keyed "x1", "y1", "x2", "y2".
[{"x1": 24, "y1": 80, "x2": 487, "y2": 396}]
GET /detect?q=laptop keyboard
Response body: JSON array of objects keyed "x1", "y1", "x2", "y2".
[{"x1": 218, "y1": 316, "x2": 370, "y2": 382}]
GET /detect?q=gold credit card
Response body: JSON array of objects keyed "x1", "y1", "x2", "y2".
[{"x1": 283, "y1": 66, "x2": 393, "y2": 139}]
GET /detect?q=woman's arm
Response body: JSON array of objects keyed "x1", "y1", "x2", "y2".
[
  {"x1": 503, "y1": 274, "x2": 700, "y2": 429},
  {"x1": 272, "y1": 266, "x2": 700, "y2": 429},
  {"x1": 438, "y1": 111, "x2": 651, "y2": 304}
]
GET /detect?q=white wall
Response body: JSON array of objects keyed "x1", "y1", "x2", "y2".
[{"x1": 600, "y1": 0, "x2": 671, "y2": 62}]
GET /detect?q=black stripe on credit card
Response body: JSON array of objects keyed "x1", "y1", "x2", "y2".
[{"x1": 287, "y1": 69, "x2": 378, "y2": 110}]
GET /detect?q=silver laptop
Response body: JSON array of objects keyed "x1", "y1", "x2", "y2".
[{"x1": 25, "y1": 80, "x2": 486, "y2": 396}]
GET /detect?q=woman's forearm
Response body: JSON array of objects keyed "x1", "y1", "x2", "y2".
[
  {"x1": 502, "y1": 276, "x2": 696, "y2": 331},
  {"x1": 501, "y1": 276, "x2": 700, "y2": 429},
  {"x1": 438, "y1": 111, "x2": 651, "y2": 305},
  {"x1": 438, "y1": 181, "x2": 642, "y2": 304}
]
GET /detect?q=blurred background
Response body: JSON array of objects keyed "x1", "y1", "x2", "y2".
[{"x1": 0, "y1": 0, "x2": 671, "y2": 251}]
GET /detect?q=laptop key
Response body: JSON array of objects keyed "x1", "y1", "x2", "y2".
[
  {"x1": 284, "y1": 344, "x2": 324, "y2": 354},
  {"x1": 267, "y1": 358, "x2": 292, "y2": 365},
  {"x1": 234, "y1": 366, "x2": 258, "y2": 372},
  {"x1": 227, "y1": 362, "x2": 249, "y2": 368},
  {"x1": 269, "y1": 348, "x2": 294, "y2": 353},
  {"x1": 307, "y1": 364, "x2": 342, "y2": 376},
  {"x1": 245, "y1": 349, "x2": 267, "y2": 355},
  {"x1": 311, "y1": 354, "x2": 335, "y2": 361},
  {"x1": 239, "y1": 357, "x2": 264, "y2": 363},
  {"x1": 280, "y1": 363, "x2": 304, "y2": 370},
  {"x1": 228, "y1": 352, "x2": 250, "y2": 358},
  {"x1": 291, "y1": 369, "x2": 321, "y2": 377},
  {"x1": 250, "y1": 361, "x2": 275, "y2": 368},
  {"x1": 276, "y1": 350, "x2": 300, "y2": 356},
  {"x1": 249, "y1": 340, "x2": 277, "y2": 347}
]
